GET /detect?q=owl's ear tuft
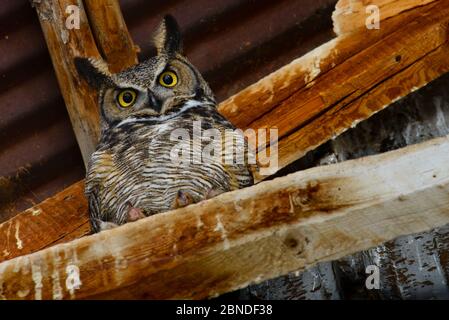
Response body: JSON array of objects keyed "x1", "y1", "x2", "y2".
[
  {"x1": 74, "y1": 57, "x2": 113, "y2": 89},
  {"x1": 153, "y1": 15, "x2": 183, "y2": 56}
]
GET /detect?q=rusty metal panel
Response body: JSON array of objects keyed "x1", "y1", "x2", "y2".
[{"x1": 0, "y1": 0, "x2": 336, "y2": 222}]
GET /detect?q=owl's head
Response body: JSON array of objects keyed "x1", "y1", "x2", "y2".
[{"x1": 74, "y1": 15, "x2": 215, "y2": 129}]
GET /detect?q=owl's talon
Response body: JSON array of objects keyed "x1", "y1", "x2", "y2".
[
  {"x1": 173, "y1": 190, "x2": 195, "y2": 209},
  {"x1": 95, "y1": 219, "x2": 119, "y2": 231},
  {"x1": 205, "y1": 188, "x2": 225, "y2": 199},
  {"x1": 125, "y1": 202, "x2": 146, "y2": 222}
]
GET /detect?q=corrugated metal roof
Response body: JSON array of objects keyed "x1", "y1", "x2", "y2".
[{"x1": 0, "y1": 0, "x2": 336, "y2": 222}]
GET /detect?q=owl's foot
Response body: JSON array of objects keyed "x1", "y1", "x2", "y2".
[
  {"x1": 125, "y1": 202, "x2": 146, "y2": 222},
  {"x1": 205, "y1": 188, "x2": 226, "y2": 199},
  {"x1": 172, "y1": 190, "x2": 195, "y2": 209},
  {"x1": 94, "y1": 219, "x2": 119, "y2": 231},
  {"x1": 172, "y1": 188, "x2": 226, "y2": 210}
]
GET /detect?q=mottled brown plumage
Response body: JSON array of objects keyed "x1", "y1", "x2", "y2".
[{"x1": 75, "y1": 16, "x2": 254, "y2": 232}]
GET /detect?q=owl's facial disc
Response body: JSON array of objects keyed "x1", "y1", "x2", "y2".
[{"x1": 75, "y1": 15, "x2": 216, "y2": 128}]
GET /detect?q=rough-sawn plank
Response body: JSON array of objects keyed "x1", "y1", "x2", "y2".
[{"x1": 0, "y1": 134, "x2": 448, "y2": 299}]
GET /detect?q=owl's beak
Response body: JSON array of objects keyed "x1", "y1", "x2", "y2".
[{"x1": 148, "y1": 90, "x2": 162, "y2": 113}]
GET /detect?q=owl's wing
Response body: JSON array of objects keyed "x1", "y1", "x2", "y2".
[
  {"x1": 219, "y1": 123, "x2": 255, "y2": 189},
  {"x1": 85, "y1": 149, "x2": 117, "y2": 232},
  {"x1": 87, "y1": 188, "x2": 102, "y2": 233}
]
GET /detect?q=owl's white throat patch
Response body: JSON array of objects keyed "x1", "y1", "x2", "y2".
[{"x1": 115, "y1": 100, "x2": 207, "y2": 128}]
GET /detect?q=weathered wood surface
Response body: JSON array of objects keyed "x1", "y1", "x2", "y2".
[
  {"x1": 246, "y1": 71, "x2": 449, "y2": 300},
  {"x1": 5, "y1": 0, "x2": 448, "y2": 265},
  {"x1": 33, "y1": 0, "x2": 138, "y2": 165},
  {"x1": 248, "y1": 0, "x2": 449, "y2": 180},
  {"x1": 218, "y1": 0, "x2": 442, "y2": 130},
  {"x1": 84, "y1": 0, "x2": 138, "y2": 73},
  {"x1": 32, "y1": 0, "x2": 102, "y2": 166},
  {"x1": 0, "y1": 181, "x2": 89, "y2": 264},
  {"x1": 1, "y1": 134, "x2": 449, "y2": 299},
  {"x1": 332, "y1": 0, "x2": 438, "y2": 36}
]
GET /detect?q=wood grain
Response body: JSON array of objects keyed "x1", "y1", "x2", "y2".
[
  {"x1": 276, "y1": 43, "x2": 449, "y2": 171},
  {"x1": 249, "y1": 0, "x2": 449, "y2": 180},
  {"x1": 1, "y1": 134, "x2": 449, "y2": 299},
  {"x1": 33, "y1": 0, "x2": 138, "y2": 166},
  {"x1": 0, "y1": 181, "x2": 89, "y2": 264},
  {"x1": 332, "y1": 0, "x2": 438, "y2": 36},
  {"x1": 250, "y1": 1, "x2": 449, "y2": 141},
  {"x1": 33, "y1": 0, "x2": 102, "y2": 166},
  {"x1": 84, "y1": 0, "x2": 138, "y2": 73},
  {"x1": 217, "y1": 1, "x2": 440, "y2": 129}
]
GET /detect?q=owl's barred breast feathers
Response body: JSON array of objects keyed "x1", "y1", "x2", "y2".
[{"x1": 86, "y1": 100, "x2": 254, "y2": 231}]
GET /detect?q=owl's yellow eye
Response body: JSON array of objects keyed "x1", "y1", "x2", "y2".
[
  {"x1": 159, "y1": 71, "x2": 178, "y2": 88},
  {"x1": 117, "y1": 89, "x2": 137, "y2": 108}
]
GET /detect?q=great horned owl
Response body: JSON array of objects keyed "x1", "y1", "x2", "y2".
[{"x1": 75, "y1": 15, "x2": 255, "y2": 232}]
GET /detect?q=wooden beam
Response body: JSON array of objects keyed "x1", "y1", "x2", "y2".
[
  {"x1": 5, "y1": 0, "x2": 449, "y2": 264},
  {"x1": 259, "y1": 2, "x2": 449, "y2": 170},
  {"x1": 33, "y1": 0, "x2": 138, "y2": 166},
  {"x1": 1, "y1": 134, "x2": 449, "y2": 299},
  {"x1": 332, "y1": 0, "x2": 437, "y2": 36},
  {"x1": 0, "y1": 181, "x2": 89, "y2": 264},
  {"x1": 250, "y1": 0, "x2": 448, "y2": 142},
  {"x1": 247, "y1": 0, "x2": 449, "y2": 180},
  {"x1": 33, "y1": 0, "x2": 102, "y2": 166},
  {"x1": 217, "y1": 0, "x2": 441, "y2": 129},
  {"x1": 276, "y1": 43, "x2": 449, "y2": 172},
  {"x1": 83, "y1": 0, "x2": 139, "y2": 73}
]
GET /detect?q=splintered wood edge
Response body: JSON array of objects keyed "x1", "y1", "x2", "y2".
[{"x1": 0, "y1": 134, "x2": 449, "y2": 299}]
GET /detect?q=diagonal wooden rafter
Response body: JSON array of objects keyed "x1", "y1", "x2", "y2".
[
  {"x1": 332, "y1": 0, "x2": 437, "y2": 36},
  {"x1": 1, "y1": 134, "x2": 449, "y2": 299},
  {"x1": 217, "y1": 0, "x2": 440, "y2": 129},
  {"x1": 1, "y1": 0, "x2": 449, "y2": 291},
  {"x1": 83, "y1": 0, "x2": 138, "y2": 73},
  {"x1": 223, "y1": 0, "x2": 449, "y2": 180},
  {"x1": 32, "y1": 0, "x2": 138, "y2": 166}
]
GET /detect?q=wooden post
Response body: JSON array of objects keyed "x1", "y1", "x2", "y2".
[
  {"x1": 32, "y1": 0, "x2": 138, "y2": 166},
  {"x1": 84, "y1": 0, "x2": 139, "y2": 73},
  {"x1": 33, "y1": 0, "x2": 102, "y2": 166}
]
